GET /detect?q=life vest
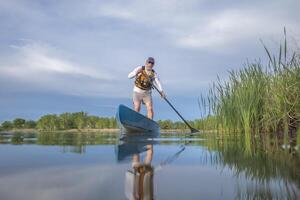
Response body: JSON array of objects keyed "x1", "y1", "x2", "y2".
[{"x1": 135, "y1": 66, "x2": 155, "y2": 90}]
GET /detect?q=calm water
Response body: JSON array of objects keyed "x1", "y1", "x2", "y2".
[{"x1": 0, "y1": 132, "x2": 299, "y2": 200}]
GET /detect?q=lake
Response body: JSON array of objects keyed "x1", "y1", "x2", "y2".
[{"x1": 0, "y1": 131, "x2": 299, "y2": 200}]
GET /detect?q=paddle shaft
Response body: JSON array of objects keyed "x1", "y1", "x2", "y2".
[{"x1": 150, "y1": 83, "x2": 197, "y2": 132}]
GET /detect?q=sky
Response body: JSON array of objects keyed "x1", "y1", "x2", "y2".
[{"x1": 0, "y1": 0, "x2": 299, "y2": 122}]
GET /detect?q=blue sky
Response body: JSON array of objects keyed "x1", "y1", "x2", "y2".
[{"x1": 0, "y1": 0, "x2": 299, "y2": 122}]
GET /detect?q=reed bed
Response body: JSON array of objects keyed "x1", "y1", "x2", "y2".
[{"x1": 201, "y1": 30, "x2": 300, "y2": 146}]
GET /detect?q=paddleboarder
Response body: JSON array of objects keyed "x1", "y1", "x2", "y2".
[{"x1": 128, "y1": 57, "x2": 166, "y2": 119}]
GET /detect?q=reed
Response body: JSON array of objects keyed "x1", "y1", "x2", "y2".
[{"x1": 201, "y1": 30, "x2": 300, "y2": 144}]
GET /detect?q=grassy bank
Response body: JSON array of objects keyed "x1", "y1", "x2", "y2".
[{"x1": 200, "y1": 30, "x2": 300, "y2": 147}]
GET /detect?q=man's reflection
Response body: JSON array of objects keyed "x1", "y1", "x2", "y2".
[{"x1": 125, "y1": 144, "x2": 154, "y2": 200}]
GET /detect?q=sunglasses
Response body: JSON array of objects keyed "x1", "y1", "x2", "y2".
[{"x1": 148, "y1": 61, "x2": 154, "y2": 64}]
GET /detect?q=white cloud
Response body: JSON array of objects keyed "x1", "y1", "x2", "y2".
[
  {"x1": 175, "y1": 9, "x2": 300, "y2": 49},
  {"x1": 0, "y1": 0, "x2": 299, "y2": 99},
  {"x1": 0, "y1": 41, "x2": 126, "y2": 97},
  {"x1": 3, "y1": 42, "x2": 113, "y2": 80},
  {"x1": 86, "y1": 1, "x2": 300, "y2": 50},
  {"x1": 97, "y1": 4, "x2": 135, "y2": 20}
]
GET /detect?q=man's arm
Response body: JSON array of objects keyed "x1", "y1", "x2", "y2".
[
  {"x1": 153, "y1": 73, "x2": 166, "y2": 97},
  {"x1": 128, "y1": 66, "x2": 142, "y2": 79},
  {"x1": 154, "y1": 73, "x2": 163, "y2": 92}
]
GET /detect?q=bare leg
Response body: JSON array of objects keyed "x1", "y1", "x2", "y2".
[
  {"x1": 132, "y1": 154, "x2": 140, "y2": 168},
  {"x1": 145, "y1": 102, "x2": 153, "y2": 119},
  {"x1": 133, "y1": 100, "x2": 141, "y2": 112},
  {"x1": 144, "y1": 144, "x2": 153, "y2": 165}
]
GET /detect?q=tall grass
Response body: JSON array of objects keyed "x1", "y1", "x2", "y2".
[{"x1": 201, "y1": 30, "x2": 300, "y2": 145}]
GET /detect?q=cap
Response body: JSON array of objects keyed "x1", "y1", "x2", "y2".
[{"x1": 146, "y1": 57, "x2": 155, "y2": 64}]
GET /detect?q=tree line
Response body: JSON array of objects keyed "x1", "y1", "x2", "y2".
[
  {"x1": 158, "y1": 115, "x2": 217, "y2": 130},
  {"x1": 1, "y1": 118, "x2": 37, "y2": 130},
  {"x1": 0, "y1": 112, "x2": 117, "y2": 131},
  {"x1": 0, "y1": 112, "x2": 216, "y2": 131}
]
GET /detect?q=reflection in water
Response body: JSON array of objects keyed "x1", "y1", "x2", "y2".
[
  {"x1": 11, "y1": 132, "x2": 24, "y2": 144},
  {"x1": 126, "y1": 144, "x2": 154, "y2": 200},
  {"x1": 116, "y1": 137, "x2": 186, "y2": 200},
  {"x1": 200, "y1": 134, "x2": 300, "y2": 200},
  {"x1": 0, "y1": 131, "x2": 299, "y2": 199},
  {"x1": 116, "y1": 139, "x2": 156, "y2": 199}
]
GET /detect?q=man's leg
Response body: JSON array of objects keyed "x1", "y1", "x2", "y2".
[
  {"x1": 133, "y1": 100, "x2": 141, "y2": 112},
  {"x1": 144, "y1": 92, "x2": 153, "y2": 119},
  {"x1": 145, "y1": 101, "x2": 153, "y2": 119},
  {"x1": 133, "y1": 92, "x2": 142, "y2": 112}
]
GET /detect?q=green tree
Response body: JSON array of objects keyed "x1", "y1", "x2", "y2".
[
  {"x1": 24, "y1": 120, "x2": 37, "y2": 128},
  {"x1": 173, "y1": 121, "x2": 186, "y2": 129},
  {"x1": 37, "y1": 115, "x2": 61, "y2": 131},
  {"x1": 13, "y1": 118, "x2": 26, "y2": 128},
  {"x1": 158, "y1": 120, "x2": 173, "y2": 129},
  {"x1": 59, "y1": 112, "x2": 74, "y2": 129},
  {"x1": 86, "y1": 116, "x2": 98, "y2": 129},
  {"x1": 73, "y1": 112, "x2": 88, "y2": 129},
  {"x1": 1, "y1": 121, "x2": 13, "y2": 130},
  {"x1": 109, "y1": 117, "x2": 117, "y2": 128}
]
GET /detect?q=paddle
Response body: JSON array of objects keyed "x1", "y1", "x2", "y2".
[{"x1": 143, "y1": 71, "x2": 199, "y2": 134}]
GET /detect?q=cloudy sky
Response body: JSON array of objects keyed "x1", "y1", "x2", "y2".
[{"x1": 0, "y1": 0, "x2": 299, "y2": 121}]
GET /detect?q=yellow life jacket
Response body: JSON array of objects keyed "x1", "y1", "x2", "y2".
[{"x1": 135, "y1": 66, "x2": 155, "y2": 90}]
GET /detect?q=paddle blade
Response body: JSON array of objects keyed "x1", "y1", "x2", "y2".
[{"x1": 190, "y1": 128, "x2": 200, "y2": 134}]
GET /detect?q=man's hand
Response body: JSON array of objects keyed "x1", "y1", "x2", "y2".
[{"x1": 160, "y1": 91, "x2": 166, "y2": 98}]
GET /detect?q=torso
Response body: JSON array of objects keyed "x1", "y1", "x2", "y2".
[{"x1": 134, "y1": 66, "x2": 155, "y2": 92}]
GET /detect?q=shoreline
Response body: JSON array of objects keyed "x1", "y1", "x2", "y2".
[
  {"x1": 0, "y1": 128, "x2": 119, "y2": 134},
  {"x1": 0, "y1": 128, "x2": 198, "y2": 134}
]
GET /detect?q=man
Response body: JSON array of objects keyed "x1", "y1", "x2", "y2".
[{"x1": 128, "y1": 57, "x2": 166, "y2": 119}]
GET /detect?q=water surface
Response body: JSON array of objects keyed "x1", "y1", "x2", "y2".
[{"x1": 0, "y1": 132, "x2": 299, "y2": 200}]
